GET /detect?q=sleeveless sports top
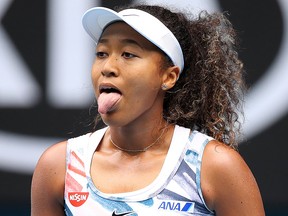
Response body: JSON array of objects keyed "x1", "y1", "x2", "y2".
[{"x1": 64, "y1": 125, "x2": 215, "y2": 215}]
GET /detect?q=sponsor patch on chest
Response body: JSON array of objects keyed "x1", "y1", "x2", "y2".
[{"x1": 68, "y1": 192, "x2": 89, "y2": 207}]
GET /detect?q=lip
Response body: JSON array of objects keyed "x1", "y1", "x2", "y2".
[{"x1": 98, "y1": 82, "x2": 122, "y2": 95}]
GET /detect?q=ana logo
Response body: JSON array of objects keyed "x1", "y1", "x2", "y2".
[
  {"x1": 68, "y1": 192, "x2": 89, "y2": 207},
  {"x1": 158, "y1": 201, "x2": 194, "y2": 213}
]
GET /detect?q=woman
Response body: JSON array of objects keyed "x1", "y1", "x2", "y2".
[{"x1": 31, "y1": 4, "x2": 265, "y2": 216}]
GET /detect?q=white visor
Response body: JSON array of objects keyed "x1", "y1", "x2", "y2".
[{"x1": 82, "y1": 7, "x2": 184, "y2": 73}]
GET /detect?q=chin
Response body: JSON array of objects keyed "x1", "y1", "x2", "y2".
[{"x1": 100, "y1": 113, "x2": 125, "y2": 128}]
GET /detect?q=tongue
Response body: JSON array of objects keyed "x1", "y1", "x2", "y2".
[{"x1": 97, "y1": 92, "x2": 121, "y2": 114}]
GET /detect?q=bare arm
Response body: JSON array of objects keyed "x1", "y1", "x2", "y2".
[
  {"x1": 31, "y1": 141, "x2": 67, "y2": 216},
  {"x1": 201, "y1": 140, "x2": 265, "y2": 216}
]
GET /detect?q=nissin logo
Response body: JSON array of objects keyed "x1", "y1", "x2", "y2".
[
  {"x1": 158, "y1": 201, "x2": 194, "y2": 213},
  {"x1": 68, "y1": 192, "x2": 89, "y2": 207}
]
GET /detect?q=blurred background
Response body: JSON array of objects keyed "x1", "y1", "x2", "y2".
[{"x1": 0, "y1": 0, "x2": 287, "y2": 215}]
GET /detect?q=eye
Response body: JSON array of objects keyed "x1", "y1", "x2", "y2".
[
  {"x1": 122, "y1": 52, "x2": 137, "y2": 59},
  {"x1": 95, "y1": 52, "x2": 107, "y2": 58}
]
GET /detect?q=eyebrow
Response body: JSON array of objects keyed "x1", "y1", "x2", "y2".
[{"x1": 98, "y1": 38, "x2": 144, "y2": 50}]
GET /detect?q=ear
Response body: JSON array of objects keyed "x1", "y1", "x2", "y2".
[{"x1": 161, "y1": 66, "x2": 181, "y2": 90}]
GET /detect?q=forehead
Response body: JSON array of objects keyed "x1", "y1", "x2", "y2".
[{"x1": 99, "y1": 22, "x2": 160, "y2": 51}]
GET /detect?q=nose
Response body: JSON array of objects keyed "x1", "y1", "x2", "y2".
[{"x1": 101, "y1": 56, "x2": 119, "y2": 77}]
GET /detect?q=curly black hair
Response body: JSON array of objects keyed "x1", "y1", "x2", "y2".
[{"x1": 116, "y1": 4, "x2": 246, "y2": 148}]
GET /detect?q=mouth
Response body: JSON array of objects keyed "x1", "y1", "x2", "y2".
[
  {"x1": 99, "y1": 84, "x2": 122, "y2": 95},
  {"x1": 98, "y1": 84, "x2": 122, "y2": 114}
]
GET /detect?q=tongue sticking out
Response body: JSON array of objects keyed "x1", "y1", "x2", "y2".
[{"x1": 97, "y1": 92, "x2": 121, "y2": 114}]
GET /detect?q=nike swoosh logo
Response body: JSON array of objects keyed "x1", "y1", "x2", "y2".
[{"x1": 112, "y1": 210, "x2": 134, "y2": 216}]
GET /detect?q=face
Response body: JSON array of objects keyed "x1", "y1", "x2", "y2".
[{"x1": 91, "y1": 22, "x2": 175, "y2": 128}]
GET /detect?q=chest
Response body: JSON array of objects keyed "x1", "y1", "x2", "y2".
[{"x1": 90, "y1": 151, "x2": 167, "y2": 193}]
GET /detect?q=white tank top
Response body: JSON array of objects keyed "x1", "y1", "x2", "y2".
[{"x1": 64, "y1": 125, "x2": 215, "y2": 215}]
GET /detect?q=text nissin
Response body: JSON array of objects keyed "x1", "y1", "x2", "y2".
[{"x1": 68, "y1": 192, "x2": 89, "y2": 207}]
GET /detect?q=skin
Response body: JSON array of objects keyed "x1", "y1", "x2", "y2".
[{"x1": 31, "y1": 22, "x2": 265, "y2": 215}]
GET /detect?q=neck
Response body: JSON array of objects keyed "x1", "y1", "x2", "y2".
[{"x1": 108, "y1": 120, "x2": 171, "y2": 152}]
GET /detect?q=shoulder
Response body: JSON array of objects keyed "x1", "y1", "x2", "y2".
[
  {"x1": 31, "y1": 141, "x2": 67, "y2": 215},
  {"x1": 36, "y1": 140, "x2": 67, "y2": 172},
  {"x1": 203, "y1": 140, "x2": 243, "y2": 170},
  {"x1": 201, "y1": 140, "x2": 247, "y2": 205},
  {"x1": 32, "y1": 140, "x2": 67, "y2": 190},
  {"x1": 201, "y1": 140, "x2": 265, "y2": 215}
]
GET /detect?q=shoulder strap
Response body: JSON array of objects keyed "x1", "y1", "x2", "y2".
[
  {"x1": 188, "y1": 131, "x2": 214, "y2": 214},
  {"x1": 189, "y1": 131, "x2": 213, "y2": 160}
]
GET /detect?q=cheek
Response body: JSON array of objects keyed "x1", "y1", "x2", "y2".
[
  {"x1": 91, "y1": 65, "x2": 101, "y2": 91},
  {"x1": 127, "y1": 67, "x2": 162, "y2": 98},
  {"x1": 129, "y1": 78, "x2": 161, "y2": 104}
]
